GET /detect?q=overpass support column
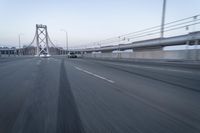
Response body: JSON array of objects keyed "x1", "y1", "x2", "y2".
[
  {"x1": 186, "y1": 40, "x2": 190, "y2": 60},
  {"x1": 195, "y1": 40, "x2": 200, "y2": 61}
]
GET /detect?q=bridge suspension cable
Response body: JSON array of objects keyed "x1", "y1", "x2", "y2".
[
  {"x1": 25, "y1": 32, "x2": 37, "y2": 48},
  {"x1": 19, "y1": 31, "x2": 37, "y2": 49},
  {"x1": 48, "y1": 34, "x2": 65, "y2": 51}
]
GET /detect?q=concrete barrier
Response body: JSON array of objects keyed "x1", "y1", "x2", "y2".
[{"x1": 84, "y1": 49, "x2": 200, "y2": 61}]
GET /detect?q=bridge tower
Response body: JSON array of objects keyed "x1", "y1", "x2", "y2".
[{"x1": 36, "y1": 24, "x2": 50, "y2": 56}]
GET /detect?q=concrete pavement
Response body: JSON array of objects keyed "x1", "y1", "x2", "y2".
[{"x1": 0, "y1": 56, "x2": 200, "y2": 133}]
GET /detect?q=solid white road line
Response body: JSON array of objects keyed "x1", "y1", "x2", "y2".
[{"x1": 74, "y1": 66, "x2": 115, "y2": 83}]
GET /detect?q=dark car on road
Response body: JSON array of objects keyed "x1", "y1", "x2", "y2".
[{"x1": 68, "y1": 52, "x2": 77, "y2": 58}]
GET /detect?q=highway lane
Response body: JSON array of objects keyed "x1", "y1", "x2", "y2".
[
  {"x1": 66, "y1": 58, "x2": 200, "y2": 133},
  {"x1": 0, "y1": 56, "x2": 200, "y2": 133}
]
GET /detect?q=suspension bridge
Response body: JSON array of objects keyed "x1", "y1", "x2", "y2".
[
  {"x1": 1, "y1": 14, "x2": 200, "y2": 61},
  {"x1": 13, "y1": 24, "x2": 67, "y2": 56}
]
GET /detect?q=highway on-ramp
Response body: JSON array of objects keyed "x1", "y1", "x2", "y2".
[{"x1": 0, "y1": 56, "x2": 200, "y2": 133}]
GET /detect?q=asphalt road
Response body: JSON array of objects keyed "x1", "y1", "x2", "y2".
[{"x1": 0, "y1": 56, "x2": 200, "y2": 133}]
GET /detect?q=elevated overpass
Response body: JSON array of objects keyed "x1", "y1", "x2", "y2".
[{"x1": 73, "y1": 31, "x2": 200, "y2": 53}]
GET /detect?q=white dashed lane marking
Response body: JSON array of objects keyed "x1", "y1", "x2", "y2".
[{"x1": 74, "y1": 66, "x2": 115, "y2": 84}]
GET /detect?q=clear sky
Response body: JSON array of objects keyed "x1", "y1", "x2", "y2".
[{"x1": 0, "y1": 0, "x2": 200, "y2": 48}]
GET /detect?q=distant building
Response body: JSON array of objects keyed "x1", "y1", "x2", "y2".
[{"x1": 0, "y1": 47, "x2": 16, "y2": 56}]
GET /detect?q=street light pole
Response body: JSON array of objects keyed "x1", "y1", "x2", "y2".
[
  {"x1": 65, "y1": 31, "x2": 68, "y2": 55},
  {"x1": 18, "y1": 33, "x2": 23, "y2": 55},
  {"x1": 18, "y1": 33, "x2": 24, "y2": 48},
  {"x1": 18, "y1": 34, "x2": 21, "y2": 49},
  {"x1": 61, "y1": 29, "x2": 68, "y2": 55},
  {"x1": 161, "y1": 0, "x2": 167, "y2": 38}
]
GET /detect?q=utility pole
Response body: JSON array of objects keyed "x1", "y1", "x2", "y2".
[{"x1": 161, "y1": 0, "x2": 167, "y2": 38}]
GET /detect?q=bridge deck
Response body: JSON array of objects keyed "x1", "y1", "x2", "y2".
[{"x1": 0, "y1": 57, "x2": 200, "y2": 133}]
